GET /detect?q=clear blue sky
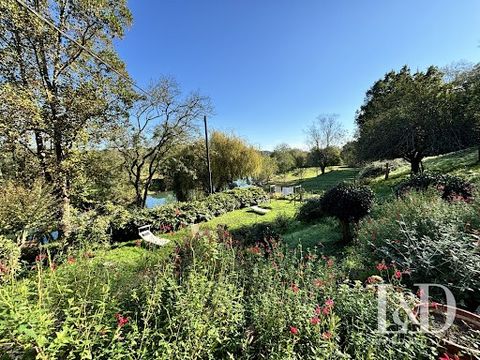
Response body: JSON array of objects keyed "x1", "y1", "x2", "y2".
[{"x1": 115, "y1": 0, "x2": 480, "y2": 150}]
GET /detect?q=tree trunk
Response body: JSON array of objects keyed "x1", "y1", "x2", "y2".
[
  {"x1": 340, "y1": 219, "x2": 352, "y2": 244},
  {"x1": 408, "y1": 153, "x2": 424, "y2": 174},
  {"x1": 320, "y1": 166, "x2": 326, "y2": 175},
  {"x1": 384, "y1": 163, "x2": 390, "y2": 180}
]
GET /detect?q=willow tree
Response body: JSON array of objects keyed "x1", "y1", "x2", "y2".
[{"x1": 0, "y1": 0, "x2": 134, "y2": 236}]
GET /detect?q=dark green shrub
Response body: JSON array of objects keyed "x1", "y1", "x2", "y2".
[
  {"x1": 396, "y1": 173, "x2": 474, "y2": 201},
  {"x1": 297, "y1": 197, "x2": 323, "y2": 222},
  {"x1": 321, "y1": 183, "x2": 374, "y2": 244}
]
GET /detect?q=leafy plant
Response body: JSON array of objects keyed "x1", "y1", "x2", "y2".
[
  {"x1": 297, "y1": 197, "x2": 324, "y2": 223},
  {"x1": 321, "y1": 183, "x2": 374, "y2": 244}
]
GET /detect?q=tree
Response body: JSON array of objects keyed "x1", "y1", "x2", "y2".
[
  {"x1": 305, "y1": 114, "x2": 345, "y2": 149},
  {"x1": 340, "y1": 141, "x2": 360, "y2": 167},
  {"x1": 308, "y1": 146, "x2": 341, "y2": 174},
  {"x1": 271, "y1": 144, "x2": 296, "y2": 175},
  {"x1": 356, "y1": 66, "x2": 470, "y2": 173},
  {"x1": 254, "y1": 155, "x2": 278, "y2": 185},
  {"x1": 0, "y1": 0, "x2": 134, "y2": 236},
  {"x1": 209, "y1": 131, "x2": 262, "y2": 190},
  {"x1": 115, "y1": 78, "x2": 212, "y2": 208}
]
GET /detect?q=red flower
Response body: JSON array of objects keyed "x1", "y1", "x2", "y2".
[
  {"x1": 315, "y1": 305, "x2": 322, "y2": 315},
  {"x1": 248, "y1": 246, "x2": 261, "y2": 255},
  {"x1": 325, "y1": 299, "x2": 334, "y2": 308},
  {"x1": 291, "y1": 283, "x2": 300, "y2": 293},
  {"x1": 310, "y1": 316, "x2": 320, "y2": 325},
  {"x1": 313, "y1": 279, "x2": 325, "y2": 288},
  {"x1": 394, "y1": 270, "x2": 402, "y2": 279},
  {"x1": 322, "y1": 306, "x2": 331, "y2": 316},
  {"x1": 115, "y1": 313, "x2": 129, "y2": 328},
  {"x1": 439, "y1": 353, "x2": 460, "y2": 360},
  {"x1": 376, "y1": 262, "x2": 388, "y2": 271},
  {"x1": 289, "y1": 326, "x2": 299, "y2": 335},
  {"x1": 322, "y1": 331, "x2": 333, "y2": 340},
  {"x1": 35, "y1": 254, "x2": 46, "y2": 262},
  {"x1": 67, "y1": 256, "x2": 76, "y2": 264}
]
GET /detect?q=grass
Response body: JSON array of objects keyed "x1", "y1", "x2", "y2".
[
  {"x1": 271, "y1": 166, "x2": 360, "y2": 193},
  {"x1": 369, "y1": 147, "x2": 480, "y2": 199}
]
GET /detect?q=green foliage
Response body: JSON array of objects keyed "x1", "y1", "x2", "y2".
[
  {"x1": 0, "y1": 235, "x2": 21, "y2": 280},
  {"x1": 358, "y1": 192, "x2": 480, "y2": 306},
  {"x1": 271, "y1": 144, "x2": 297, "y2": 174},
  {"x1": 297, "y1": 197, "x2": 324, "y2": 223},
  {"x1": 358, "y1": 159, "x2": 406, "y2": 180},
  {"x1": 114, "y1": 187, "x2": 269, "y2": 241},
  {"x1": 395, "y1": 173, "x2": 474, "y2": 201},
  {"x1": 0, "y1": 180, "x2": 57, "y2": 245},
  {"x1": 0, "y1": 231, "x2": 438, "y2": 359},
  {"x1": 340, "y1": 141, "x2": 360, "y2": 167},
  {"x1": 356, "y1": 66, "x2": 475, "y2": 173},
  {"x1": 308, "y1": 146, "x2": 342, "y2": 174},
  {"x1": 321, "y1": 183, "x2": 374, "y2": 224}
]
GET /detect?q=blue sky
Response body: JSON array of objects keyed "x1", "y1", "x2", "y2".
[{"x1": 116, "y1": 0, "x2": 480, "y2": 150}]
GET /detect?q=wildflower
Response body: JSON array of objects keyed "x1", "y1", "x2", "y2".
[
  {"x1": 322, "y1": 331, "x2": 333, "y2": 340},
  {"x1": 313, "y1": 279, "x2": 325, "y2": 288},
  {"x1": 376, "y1": 262, "x2": 388, "y2": 271},
  {"x1": 67, "y1": 256, "x2": 76, "y2": 264},
  {"x1": 35, "y1": 254, "x2": 46, "y2": 262},
  {"x1": 439, "y1": 353, "x2": 460, "y2": 360},
  {"x1": 394, "y1": 270, "x2": 402, "y2": 279},
  {"x1": 322, "y1": 306, "x2": 331, "y2": 316},
  {"x1": 326, "y1": 258, "x2": 334, "y2": 268},
  {"x1": 310, "y1": 316, "x2": 320, "y2": 325},
  {"x1": 325, "y1": 298, "x2": 334, "y2": 308},
  {"x1": 289, "y1": 326, "x2": 299, "y2": 335},
  {"x1": 248, "y1": 246, "x2": 261, "y2": 255},
  {"x1": 315, "y1": 305, "x2": 322, "y2": 315},
  {"x1": 291, "y1": 283, "x2": 300, "y2": 293},
  {"x1": 115, "y1": 313, "x2": 129, "y2": 328}
]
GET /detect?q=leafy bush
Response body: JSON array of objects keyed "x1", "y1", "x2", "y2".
[
  {"x1": 396, "y1": 173, "x2": 474, "y2": 201},
  {"x1": 0, "y1": 231, "x2": 438, "y2": 359},
  {"x1": 297, "y1": 197, "x2": 324, "y2": 223},
  {"x1": 358, "y1": 159, "x2": 405, "y2": 180},
  {"x1": 358, "y1": 192, "x2": 480, "y2": 307},
  {"x1": 231, "y1": 213, "x2": 295, "y2": 246},
  {"x1": 321, "y1": 183, "x2": 374, "y2": 243}
]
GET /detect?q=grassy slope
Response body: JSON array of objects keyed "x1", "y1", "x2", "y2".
[
  {"x1": 370, "y1": 147, "x2": 480, "y2": 199},
  {"x1": 108, "y1": 148, "x2": 479, "y2": 262}
]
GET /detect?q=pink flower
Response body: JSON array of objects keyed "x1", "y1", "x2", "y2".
[
  {"x1": 313, "y1": 279, "x2": 325, "y2": 288},
  {"x1": 326, "y1": 259, "x2": 334, "y2": 268},
  {"x1": 315, "y1": 305, "x2": 322, "y2": 315},
  {"x1": 35, "y1": 254, "x2": 46, "y2": 262},
  {"x1": 289, "y1": 326, "x2": 299, "y2": 335},
  {"x1": 115, "y1": 313, "x2": 129, "y2": 328},
  {"x1": 322, "y1": 306, "x2": 331, "y2": 316},
  {"x1": 322, "y1": 331, "x2": 333, "y2": 340},
  {"x1": 310, "y1": 316, "x2": 320, "y2": 325},
  {"x1": 325, "y1": 299, "x2": 334, "y2": 308},
  {"x1": 439, "y1": 353, "x2": 460, "y2": 360},
  {"x1": 376, "y1": 262, "x2": 388, "y2": 271},
  {"x1": 394, "y1": 270, "x2": 402, "y2": 279}
]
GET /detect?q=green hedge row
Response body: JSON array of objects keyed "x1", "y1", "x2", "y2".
[{"x1": 110, "y1": 187, "x2": 269, "y2": 241}]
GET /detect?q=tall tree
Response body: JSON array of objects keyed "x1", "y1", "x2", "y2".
[
  {"x1": 305, "y1": 114, "x2": 345, "y2": 149},
  {"x1": 308, "y1": 146, "x2": 341, "y2": 175},
  {"x1": 0, "y1": 0, "x2": 134, "y2": 236},
  {"x1": 356, "y1": 66, "x2": 469, "y2": 173},
  {"x1": 115, "y1": 78, "x2": 212, "y2": 208}
]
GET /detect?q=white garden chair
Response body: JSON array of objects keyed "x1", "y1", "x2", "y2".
[{"x1": 138, "y1": 225, "x2": 170, "y2": 246}]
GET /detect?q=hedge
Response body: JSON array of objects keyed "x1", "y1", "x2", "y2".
[{"x1": 111, "y1": 187, "x2": 269, "y2": 241}]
